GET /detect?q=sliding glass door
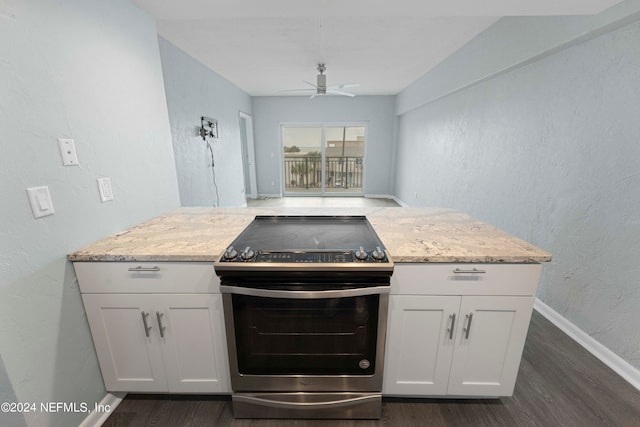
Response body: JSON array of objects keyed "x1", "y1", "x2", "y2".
[
  {"x1": 324, "y1": 126, "x2": 365, "y2": 194},
  {"x1": 282, "y1": 127, "x2": 323, "y2": 195},
  {"x1": 282, "y1": 125, "x2": 365, "y2": 196}
]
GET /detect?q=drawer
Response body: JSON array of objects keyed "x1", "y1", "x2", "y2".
[
  {"x1": 391, "y1": 263, "x2": 541, "y2": 296},
  {"x1": 74, "y1": 262, "x2": 219, "y2": 294}
]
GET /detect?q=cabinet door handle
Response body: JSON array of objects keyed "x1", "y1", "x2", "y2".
[
  {"x1": 448, "y1": 313, "x2": 456, "y2": 340},
  {"x1": 463, "y1": 313, "x2": 473, "y2": 339},
  {"x1": 141, "y1": 311, "x2": 152, "y2": 337},
  {"x1": 128, "y1": 266, "x2": 160, "y2": 272},
  {"x1": 156, "y1": 311, "x2": 166, "y2": 338},
  {"x1": 453, "y1": 268, "x2": 486, "y2": 274}
]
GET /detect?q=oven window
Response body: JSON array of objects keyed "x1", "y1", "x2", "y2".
[{"x1": 232, "y1": 294, "x2": 379, "y2": 375}]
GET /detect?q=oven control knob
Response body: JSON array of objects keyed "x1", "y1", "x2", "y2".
[
  {"x1": 372, "y1": 246, "x2": 385, "y2": 261},
  {"x1": 223, "y1": 246, "x2": 238, "y2": 260},
  {"x1": 354, "y1": 246, "x2": 368, "y2": 261},
  {"x1": 240, "y1": 246, "x2": 256, "y2": 261}
]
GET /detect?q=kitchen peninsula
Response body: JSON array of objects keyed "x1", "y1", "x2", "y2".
[
  {"x1": 68, "y1": 207, "x2": 551, "y2": 399},
  {"x1": 68, "y1": 207, "x2": 551, "y2": 263}
]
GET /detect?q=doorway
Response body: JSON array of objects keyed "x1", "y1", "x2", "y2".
[
  {"x1": 239, "y1": 112, "x2": 257, "y2": 199},
  {"x1": 281, "y1": 124, "x2": 366, "y2": 196}
]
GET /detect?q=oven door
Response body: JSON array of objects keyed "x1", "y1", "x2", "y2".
[{"x1": 220, "y1": 284, "x2": 390, "y2": 393}]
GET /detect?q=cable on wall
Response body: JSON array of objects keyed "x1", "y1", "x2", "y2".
[
  {"x1": 205, "y1": 139, "x2": 220, "y2": 207},
  {"x1": 199, "y1": 116, "x2": 220, "y2": 207}
]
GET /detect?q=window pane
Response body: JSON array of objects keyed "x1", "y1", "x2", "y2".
[
  {"x1": 283, "y1": 127, "x2": 322, "y2": 194},
  {"x1": 325, "y1": 127, "x2": 365, "y2": 193}
]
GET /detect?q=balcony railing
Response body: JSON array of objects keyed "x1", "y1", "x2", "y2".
[{"x1": 284, "y1": 156, "x2": 363, "y2": 191}]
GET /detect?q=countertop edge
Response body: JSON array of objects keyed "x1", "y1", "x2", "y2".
[{"x1": 67, "y1": 254, "x2": 551, "y2": 264}]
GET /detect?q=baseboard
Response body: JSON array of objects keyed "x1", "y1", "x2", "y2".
[
  {"x1": 534, "y1": 298, "x2": 640, "y2": 392},
  {"x1": 78, "y1": 392, "x2": 126, "y2": 427},
  {"x1": 364, "y1": 194, "x2": 408, "y2": 206},
  {"x1": 256, "y1": 193, "x2": 281, "y2": 199},
  {"x1": 363, "y1": 193, "x2": 394, "y2": 199},
  {"x1": 391, "y1": 196, "x2": 409, "y2": 207}
]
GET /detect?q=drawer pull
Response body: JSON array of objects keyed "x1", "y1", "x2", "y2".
[
  {"x1": 453, "y1": 268, "x2": 486, "y2": 274},
  {"x1": 448, "y1": 313, "x2": 456, "y2": 340},
  {"x1": 141, "y1": 311, "x2": 152, "y2": 337},
  {"x1": 156, "y1": 311, "x2": 166, "y2": 338},
  {"x1": 464, "y1": 313, "x2": 473, "y2": 339},
  {"x1": 128, "y1": 266, "x2": 160, "y2": 272}
]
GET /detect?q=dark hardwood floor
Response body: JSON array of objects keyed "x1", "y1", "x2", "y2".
[{"x1": 102, "y1": 311, "x2": 640, "y2": 426}]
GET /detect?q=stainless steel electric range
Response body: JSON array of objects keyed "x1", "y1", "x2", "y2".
[{"x1": 214, "y1": 215, "x2": 393, "y2": 419}]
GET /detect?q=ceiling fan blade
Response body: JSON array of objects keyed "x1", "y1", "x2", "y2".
[
  {"x1": 327, "y1": 89, "x2": 356, "y2": 97},
  {"x1": 279, "y1": 88, "x2": 315, "y2": 92},
  {"x1": 303, "y1": 80, "x2": 318, "y2": 88},
  {"x1": 309, "y1": 93, "x2": 318, "y2": 100},
  {"x1": 329, "y1": 83, "x2": 360, "y2": 90}
]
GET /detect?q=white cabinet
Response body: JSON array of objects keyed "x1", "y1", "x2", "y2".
[
  {"x1": 446, "y1": 296, "x2": 533, "y2": 396},
  {"x1": 82, "y1": 294, "x2": 167, "y2": 392},
  {"x1": 160, "y1": 294, "x2": 228, "y2": 393},
  {"x1": 383, "y1": 295, "x2": 459, "y2": 395},
  {"x1": 75, "y1": 262, "x2": 231, "y2": 394},
  {"x1": 383, "y1": 263, "x2": 540, "y2": 398}
]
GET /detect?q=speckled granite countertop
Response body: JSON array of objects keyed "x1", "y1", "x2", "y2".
[{"x1": 67, "y1": 207, "x2": 551, "y2": 263}]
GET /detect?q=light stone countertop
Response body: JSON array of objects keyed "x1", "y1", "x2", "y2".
[{"x1": 67, "y1": 207, "x2": 551, "y2": 263}]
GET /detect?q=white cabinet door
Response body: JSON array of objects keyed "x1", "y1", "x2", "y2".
[
  {"x1": 82, "y1": 294, "x2": 168, "y2": 392},
  {"x1": 82, "y1": 293, "x2": 231, "y2": 393},
  {"x1": 447, "y1": 296, "x2": 534, "y2": 396},
  {"x1": 159, "y1": 294, "x2": 231, "y2": 393},
  {"x1": 383, "y1": 295, "x2": 460, "y2": 395}
]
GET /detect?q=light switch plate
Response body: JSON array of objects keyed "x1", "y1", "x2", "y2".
[
  {"x1": 58, "y1": 138, "x2": 79, "y2": 166},
  {"x1": 97, "y1": 177, "x2": 114, "y2": 202},
  {"x1": 27, "y1": 186, "x2": 55, "y2": 218}
]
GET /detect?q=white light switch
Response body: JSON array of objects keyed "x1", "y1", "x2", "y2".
[
  {"x1": 58, "y1": 138, "x2": 79, "y2": 166},
  {"x1": 27, "y1": 186, "x2": 55, "y2": 218},
  {"x1": 97, "y1": 177, "x2": 114, "y2": 202}
]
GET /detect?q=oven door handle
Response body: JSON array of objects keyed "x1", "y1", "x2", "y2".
[{"x1": 219, "y1": 285, "x2": 390, "y2": 299}]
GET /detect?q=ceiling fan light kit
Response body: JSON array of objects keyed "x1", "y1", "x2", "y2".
[{"x1": 316, "y1": 63, "x2": 327, "y2": 94}]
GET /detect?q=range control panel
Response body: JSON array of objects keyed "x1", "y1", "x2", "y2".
[
  {"x1": 257, "y1": 251, "x2": 354, "y2": 263},
  {"x1": 219, "y1": 247, "x2": 389, "y2": 263}
]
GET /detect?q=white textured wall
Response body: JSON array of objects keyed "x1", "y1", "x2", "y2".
[
  {"x1": 158, "y1": 37, "x2": 252, "y2": 207},
  {"x1": 0, "y1": 1, "x2": 180, "y2": 426},
  {"x1": 251, "y1": 96, "x2": 396, "y2": 196},
  {"x1": 395, "y1": 17, "x2": 640, "y2": 369},
  {"x1": 396, "y1": 0, "x2": 640, "y2": 115}
]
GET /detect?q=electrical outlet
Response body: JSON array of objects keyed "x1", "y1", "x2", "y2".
[
  {"x1": 27, "y1": 186, "x2": 55, "y2": 218},
  {"x1": 97, "y1": 177, "x2": 114, "y2": 202},
  {"x1": 58, "y1": 138, "x2": 79, "y2": 166}
]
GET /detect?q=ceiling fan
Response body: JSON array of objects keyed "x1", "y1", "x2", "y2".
[{"x1": 284, "y1": 64, "x2": 359, "y2": 99}]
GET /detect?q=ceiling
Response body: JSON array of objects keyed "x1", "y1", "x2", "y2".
[{"x1": 132, "y1": 0, "x2": 621, "y2": 97}]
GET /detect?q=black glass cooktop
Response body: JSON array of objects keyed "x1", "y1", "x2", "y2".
[
  {"x1": 230, "y1": 215, "x2": 383, "y2": 251},
  {"x1": 215, "y1": 216, "x2": 393, "y2": 274}
]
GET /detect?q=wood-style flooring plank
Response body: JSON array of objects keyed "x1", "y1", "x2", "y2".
[
  {"x1": 503, "y1": 312, "x2": 640, "y2": 427},
  {"x1": 102, "y1": 311, "x2": 640, "y2": 427}
]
